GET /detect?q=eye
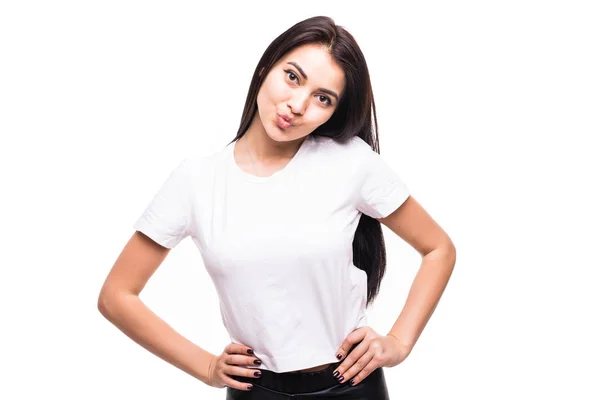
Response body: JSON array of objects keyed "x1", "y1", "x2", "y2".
[
  {"x1": 317, "y1": 95, "x2": 332, "y2": 106},
  {"x1": 284, "y1": 69, "x2": 299, "y2": 83}
]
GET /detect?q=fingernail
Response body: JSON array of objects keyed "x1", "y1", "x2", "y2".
[
  {"x1": 336, "y1": 353, "x2": 342, "y2": 360},
  {"x1": 338, "y1": 376, "x2": 344, "y2": 383},
  {"x1": 350, "y1": 379, "x2": 355, "y2": 386},
  {"x1": 254, "y1": 359, "x2": 262, "y2": 365},
  {"x1": 332, "y1": 370, "x2": 340, "y2": 378},
  {"x1": 247, "y1": 349, "x2": 254, "y2": 355},
  {"x1": 254, "y1": 371, "x2": 261, "y2": 377},
  {"x1": 247, "y1": 384, "x2": 253, "y2": 390}
]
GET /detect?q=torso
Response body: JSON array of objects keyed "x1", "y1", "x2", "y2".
[
  {"x1": 234, "y1": 139, "x2": 338, "y2": 375},
  {"x1": 197, "y1": 135, "x2": 374, "y2": 373}
]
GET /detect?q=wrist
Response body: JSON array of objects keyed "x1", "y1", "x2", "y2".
[
  {"x1": 386, "y1": 333, "x2": 414, "y2": 351},
  {"x1": 194, "y1": 349, "x2": 217, "y2": 386}
]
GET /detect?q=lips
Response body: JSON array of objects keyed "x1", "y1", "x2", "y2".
[
  {"x1": 277, "y1": 113, "x2": 293, "y2": 125},
  {"x1": 276, "y1": 114, "x2": 292, "y2": 129}
]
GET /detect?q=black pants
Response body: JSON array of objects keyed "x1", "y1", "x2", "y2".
[{"x1": 225, "y1": 351, "x2": 390, "y2": 399}]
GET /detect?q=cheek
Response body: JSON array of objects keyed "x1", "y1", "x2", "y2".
[
  {"x1": 305, "y1": 109, "x2": 333, "y2": 126},
  {"x1": 256, "y1": 84, "x2": 275, "y2": 111},
  {"x1": 255, "y1": 90, "x2": 265, "y2": 115},
  {"x1": 264, "y1": 76, "x2": 287, "y2": 98}
]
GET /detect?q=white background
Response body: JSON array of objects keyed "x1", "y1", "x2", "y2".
[{"x1": 1, "y1": 1, "x2": 598, "y2": 399}]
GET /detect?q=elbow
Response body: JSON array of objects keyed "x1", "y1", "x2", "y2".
[
  {"x1": 97, "y1": 283, "x2": 138, "y2": 318},
  {"x1": 97, "y1": 290, "x2": 112, "y2": 318},
  {"x1": 445, "y1": 240, "x2": 457, "y2": 267},
  {"x1": 432, "y1": 239, "x2": 456, "y2": 267},
  {"x1": 97, "y1": 284, "x2": 121, "y2": 318}
]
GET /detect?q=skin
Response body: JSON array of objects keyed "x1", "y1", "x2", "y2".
[
  {"x1": 234, "y1": 43, "x2": 345, "y2": 178},
  {"x1": 98, "y1": 42, "x2": 456, "y2": 392}
]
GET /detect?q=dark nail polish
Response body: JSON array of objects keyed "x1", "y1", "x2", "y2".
[
  {"x1": 254, "y1": 359, "x2": 262, "y2": 365},
  {"x1": 350, "y1": 379, "x2": 355, "y2": 386},
  {"x1": 336, "y1": 353, "x2": 342, "y2": 360},
  {"x1": 247, "y1": 349, "x2": 254, "y2": 355},
  {"x1": 338, "y1": 376, "x2": 344, "y2": 383},
  {"x1": 332, "y1": 370, "x2": 340, "y2": 378},
  {"x1": 247, "y1": 384, "x2": 253, "y2": 390},
  {"x1": 254, "y1": 370, "x2": 261, "y2": 377}
]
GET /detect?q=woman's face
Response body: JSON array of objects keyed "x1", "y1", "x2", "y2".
[{"x1": 256, "y1": 44, "x2": 346, "y2": 143}]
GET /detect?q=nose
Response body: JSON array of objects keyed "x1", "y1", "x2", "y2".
[{"x1": 287, "y1": 90, "x2": 309, "y2": 115}]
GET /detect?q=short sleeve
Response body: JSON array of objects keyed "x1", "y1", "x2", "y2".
[
  {"x1": 355, "y1": 149, "x2": 410, "y2": 219},
  {"x1": 133, "y1": 158, "x2": 194, "y2": 249}
]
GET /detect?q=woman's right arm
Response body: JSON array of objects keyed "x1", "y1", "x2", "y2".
[{"x1": 97, "y1": 231, "x2": 216, "y2": 386}]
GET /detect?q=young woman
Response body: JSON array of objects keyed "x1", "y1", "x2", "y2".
[{"x1": 98, "y1": 16, "x2": 456, "y2": 399}]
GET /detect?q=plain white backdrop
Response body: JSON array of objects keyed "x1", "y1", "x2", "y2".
[{"x1": 1, "y1": 0, "x2": 598, "y2": 399}]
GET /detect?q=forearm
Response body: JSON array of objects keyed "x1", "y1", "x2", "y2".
[
  {"x1": 98, "y1": 292, "x2": 215, "y2": 385},
  {"x1": 387, "y1": 244, "x2": 456, "y2": 349}
]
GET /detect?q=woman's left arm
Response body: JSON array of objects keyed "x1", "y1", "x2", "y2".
[
  {"x1": 332, "y1": 195, "x2": 456, "y2": 386},
  {"x1": 379, "y1": 195, "x2": 457, "y2": 350}
]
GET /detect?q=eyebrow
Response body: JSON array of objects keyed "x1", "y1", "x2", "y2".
[{"x1": 286, "y1": 61, "x2": 340, "y2": 102}]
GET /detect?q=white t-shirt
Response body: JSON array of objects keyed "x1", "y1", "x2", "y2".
[{"x1": 133, "y1": 134, "x2": 410, "y2": 373}]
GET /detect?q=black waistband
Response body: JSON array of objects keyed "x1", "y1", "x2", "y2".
[
  {"x1": 238, "y1": 359, "x2": 342, "y2": 394},
  {"x1": 237, "y1": 343, "x2": 359, "y2": 394}
]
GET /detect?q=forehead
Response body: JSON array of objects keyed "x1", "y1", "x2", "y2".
[{"x1": 277, "y1": 44, "x2": 345, "y2": 93}]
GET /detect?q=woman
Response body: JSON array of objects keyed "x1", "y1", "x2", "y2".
[{"x1": 98, "y1": 15, "x2": 456, "y2": 399}]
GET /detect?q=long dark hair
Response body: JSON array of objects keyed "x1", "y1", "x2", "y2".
[{"x1": 229, "y1": 16, "x2": 387, "y2": 307}]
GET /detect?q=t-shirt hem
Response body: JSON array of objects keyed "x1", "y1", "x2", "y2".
[
  {"x1": 374, "y1": 189, "x2": 410, "y2": 219},
  {"x1": 133, "y1": 218, "x2": 178, "y2": 249},
  {"x1": 254, "y1": 351, "x2": 342, "y2": 374}
]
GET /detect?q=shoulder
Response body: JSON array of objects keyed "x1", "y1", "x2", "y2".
[
  {"x1": 303, "y1": 135, "x2": 375, "y2": 182},
  {"x1": 309, "y1": 135, "x2": 373, "y2": 158},
  {"x1": 178, "y1": 146, "x2": 224, "y2": 177}
]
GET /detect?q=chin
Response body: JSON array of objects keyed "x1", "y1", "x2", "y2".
[
  {"x1": 274, "y1": 131, "x2": 306, "y2": 144},
  {"x1": 267, "y1": 123, "x2": 296, "y2": 142},
  {"x1": 264, "y1": 127, "x2": 284, "y2": 142}
]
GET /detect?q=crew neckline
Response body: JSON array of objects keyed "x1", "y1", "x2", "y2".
[{"x1": 228, "y1": 135, "x2": 312, "y2": 184}]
